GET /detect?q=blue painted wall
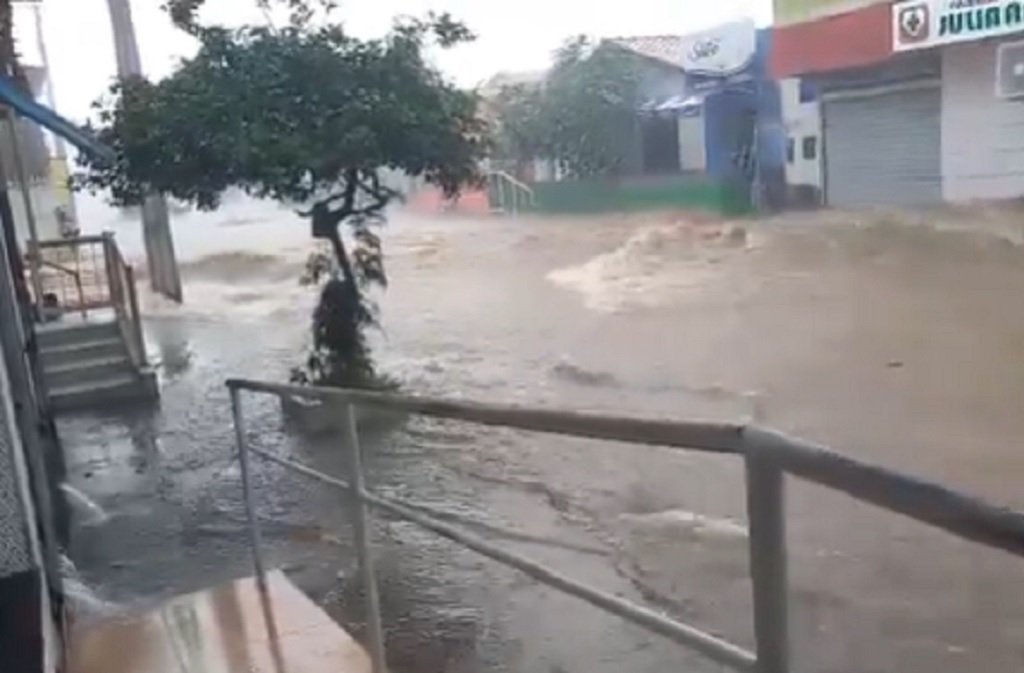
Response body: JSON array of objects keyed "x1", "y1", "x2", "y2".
[{"x1": 691, "y1": 28, "x2": 785, "y2": 182}]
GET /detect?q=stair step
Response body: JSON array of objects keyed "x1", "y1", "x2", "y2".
[
  {"x1": 36, "y1": 321, "x2": 120, "y2": 349},
  {"x1": 49, "y1": 373, "x2": 153, "y2": 412},
  {"x1": 40, "y1": 338, "x2": 126, "y2": 368},
  {"x1": 44, "y1": 355, "x2": 129, "y2": 375},
  {"x1": 44, "y1": 355, "x2": 133, "y2": 389}
]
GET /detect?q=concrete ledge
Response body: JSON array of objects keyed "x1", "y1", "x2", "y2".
[{"x1": 68, "y1": 571, "x2": 371, "y2": 673}]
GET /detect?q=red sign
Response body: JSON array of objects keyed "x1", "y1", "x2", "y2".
[{"x1": 771, "y1": 2, "x2": 896, "y2": 78}]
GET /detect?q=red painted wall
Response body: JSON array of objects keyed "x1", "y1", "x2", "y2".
[
  {"x1": 408, "y1": 187, "x2": 491, "y2": 215},
  {"x1": 771, "y1": 2, "x2": 894, "y2": 77}
]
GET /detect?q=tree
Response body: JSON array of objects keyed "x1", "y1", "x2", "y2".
[
  {"x1": 492, "y1": 36, "x2": 641, "y2": 179},
  {"x1": 164, "y1": 0, "x2": 337, "y2": 34},
  {"x1": 77, "y1": 9, "x2": 485, "y2": 388},
  {"x1": 490, "y1": 84, "x2": 545, "y2": 174}
]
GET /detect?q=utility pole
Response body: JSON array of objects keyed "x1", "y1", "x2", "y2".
[
  {"x1": 27, "y1": 1, "x2": 78, "y2": 228},
  {"x1": 105, "y1": 0, "x2": 183, "y2": 302}
]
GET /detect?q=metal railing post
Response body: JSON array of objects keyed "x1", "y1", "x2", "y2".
[
  {"x1": 344, "y1": 403, "x2": 388, "y2": 673},
  {"x1": 230, "y1": 387, "x2": 267, "y2": 591},
  {"x1": 102, "y1": 233, "x2": 121, "y2": 309},
  {"x1": 745, "y1": 453, "x2": 790, "y2": 673},
  {"x1": 125, "y1": 265, "x2": 147, "y2": 366}
]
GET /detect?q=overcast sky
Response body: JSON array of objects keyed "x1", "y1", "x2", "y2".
[{"x1": 14, "y1": 0, "x2": 771, "y2": 122}]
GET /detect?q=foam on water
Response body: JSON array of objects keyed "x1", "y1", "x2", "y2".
[
  {"x1": 59, "y1": 555, "x2": 119, "y2": 621},
  {"x1": 547, "y1": 221, "x2": 753, "y2": 313},
  {"x1": 550, "y1": 358, "x2": 620, "y2": 388},
  {"x1": 61, "y1": 483, "x2": 109, "y2": 526}
]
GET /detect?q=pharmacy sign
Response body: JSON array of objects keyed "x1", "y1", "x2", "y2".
[{"x1": 893, "y1": 0, "x2": 1024, "y2": 51}]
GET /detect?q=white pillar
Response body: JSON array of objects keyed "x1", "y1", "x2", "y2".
[{"x1": 105, "y1": 0, "x2": 183, "y2": 302}]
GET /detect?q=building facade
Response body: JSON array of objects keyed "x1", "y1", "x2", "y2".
[
  {"x1": 779, "y1": 77, "x2": 823, "y2": 203},
  {"x1": 940, "y1": 23, "x2": 1024, "y2": 200},
  {"x1": 0, "y1": 188, "x2": 59, "y2": 673},
  {"x1": 612, "y1": 23, "x2": 786, "y2": 208},
  {"x1": 773, "y1": 0, "x2": 1024, "y2": 206}
]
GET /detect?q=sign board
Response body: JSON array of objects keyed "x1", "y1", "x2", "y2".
[
  {"x1": 681, "y1": 19, "x2": 757, "y2": 76},
  {"x1": 893, "y1": 0, "x2": 1024, "y2": 51}
]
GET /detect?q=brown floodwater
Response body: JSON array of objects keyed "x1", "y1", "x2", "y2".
[{"x1": 62, "y1": 197, "x2": 1024, "y2": 672}]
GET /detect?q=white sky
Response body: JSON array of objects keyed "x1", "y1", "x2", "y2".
[{"x1": 14, "y1": 0, "x2": 771, "y2": 122}]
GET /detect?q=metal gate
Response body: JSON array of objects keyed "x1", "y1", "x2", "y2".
[{"x1": 823, "y1": 82, "x2": 941, "y2": 207}]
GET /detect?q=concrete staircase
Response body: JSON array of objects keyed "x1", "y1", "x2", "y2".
[{"x1": 37, "y1": 320, "x2": 157, "y2": 412}]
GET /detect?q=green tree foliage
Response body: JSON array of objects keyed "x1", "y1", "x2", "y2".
[
  {"x1": 164, "y1": 0, "x2": 336, "y2": 34},
  {"x1": 78, "y1": 8, "x2": 484, "y2": 388},
  {"x1": 492, "y1": 37, "x2": 641, "y2": 179},
  {"x1": 490, "y1": 84, "x2": 545, "y2": 170}
]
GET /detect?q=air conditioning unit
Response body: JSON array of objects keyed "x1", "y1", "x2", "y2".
[{"x1": 996, "y1": 40, "x2": 1024, "y2": 100}]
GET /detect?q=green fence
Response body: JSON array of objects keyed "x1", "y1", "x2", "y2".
[{"x1": 505, "y1": 174, "x2": 751, "y2": 216}]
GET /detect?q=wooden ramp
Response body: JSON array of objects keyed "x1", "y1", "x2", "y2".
[{"x1": 68, "y1": 572, "x2": 371, "y2": 673}]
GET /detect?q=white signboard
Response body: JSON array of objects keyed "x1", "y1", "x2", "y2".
[
  {"x1": 681, "y1": 19, "x2": 757, "y2": 76},
  {"x1": 893, "y1": 0, "x2": 1024, "y2": 51}
]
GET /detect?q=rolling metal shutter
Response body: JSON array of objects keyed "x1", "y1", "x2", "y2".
[{"x1": 823, "y1": 83, "x2": 941, "y2": 207}]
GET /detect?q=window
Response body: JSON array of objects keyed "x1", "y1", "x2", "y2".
[
  {"x1": 802, "y1": 136, "x2": 818, "y2": 161},
  {"x1": 787, "y1": 138, "x2": 795, "y2": 164},
  {"x1": 798, "y1": 79, "x2": 818, "y2": 103}
]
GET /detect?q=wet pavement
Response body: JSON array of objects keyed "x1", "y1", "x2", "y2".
[{"x1": 62, "y1": 197, "x2": 1024, "y2": 672}]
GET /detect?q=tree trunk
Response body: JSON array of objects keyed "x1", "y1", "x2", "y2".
[
  {"x1": 310, "y1": 199, "x2": 360, "y2": 298},
  {"x1": 325, "y1": 224, "x2": 360, "y2": 298}
]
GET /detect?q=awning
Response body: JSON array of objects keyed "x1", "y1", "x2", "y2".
[
  {"x1": 0, "y1": 76, "x2": 115, "y2": 163},
  {"x1": 639, "y1": 94, "x2": 705, "y2": 114}
]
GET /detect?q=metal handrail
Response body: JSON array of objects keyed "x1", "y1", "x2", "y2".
[
  {"x1": 32, "y1": 233, "x2": 147, "y2": 366},
  {"x1": 31, "y1": 235, "x2": 111, "y2": 315},
  {"x1": 36, "y1": 234, "x2": 107, "y2": 248},
  {"x1": 103, "y1": 235, "x2": 146, "y2": 367},
  {"x1": 226, "y1": 377, "x2": 1024, "y2": 673},
  {"x1": 487, "y1": 170, "x2": 536, "y2": 216},
  {"x1": 35, "y1": 258, "x2": 87, "y2": 318}
]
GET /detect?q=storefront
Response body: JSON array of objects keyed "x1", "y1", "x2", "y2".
[
  {"x1": 818, "y1": 53, "x2": 942, "y2": 207},
  {"x1": 774, "y1": 0, "x2": 1024, "y2": 206},
  {"x1": 772, "y1": 1, "x2": 945, "y2": 207},
  {"x1": 681, "y1": 21, "x2": 787, "y2": 206},
  {"x1": 894, "y1": 0, "x2": 1024, "y2": 201}
]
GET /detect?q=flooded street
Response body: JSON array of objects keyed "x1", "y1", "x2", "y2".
[{"x1": 62, "y1": 197, "x2": 1024, "y2": 672}]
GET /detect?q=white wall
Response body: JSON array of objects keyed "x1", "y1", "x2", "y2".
[
  {"x1": 7, "y1": 181, "x2": 69, "y2": 251},
  {"x1": 780, "y1": 78, "x2": 822, "y2": 189},
  {"x1": 942, "y1": 40, "x2": 1024, "y2": 201},
  {"x1": 677, "y1": 113, "x2": 706, "y2": 171}
]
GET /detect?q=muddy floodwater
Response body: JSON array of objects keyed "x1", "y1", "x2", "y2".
[{"x1": 62, "y1": 196, "x2": 1024, "y2": 673}]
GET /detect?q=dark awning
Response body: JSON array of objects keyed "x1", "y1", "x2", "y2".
[
  {"x1": 0, "y1": 76, "x2": 115, "y2": 163},
  {"x1": 639, "y1": 93, "x2": 705, "y2": 115}
]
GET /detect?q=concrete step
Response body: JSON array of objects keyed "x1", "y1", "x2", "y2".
[
  {"x1": 49, "y1": 370, "x2": 158, "y2": 412},
  {"x1": 44, "y1": 355, "x2": 134, "y2": 390},
  {"x1": 40, "y1": 337, "x2": 126, "y2": 369},
  {"x1": 67, "y1": 572, "x2": 371, "y2": 673},
  {"x1": 36, "y1": 320, "x2": 120, "y2": 350}
]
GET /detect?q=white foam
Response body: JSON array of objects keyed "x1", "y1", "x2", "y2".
[
  {"x1": 619, "y1": 509, "x2": 748, "y2": 540},
  {"x1": 547, "y1": 223, "x2": 751, "y2": 313},
  {"x1": 59, "y1": 555, "x2": 119, "y2": 621},
  {"x1": 61, "y1": 483, "x2": 109, "y2": 526}
]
